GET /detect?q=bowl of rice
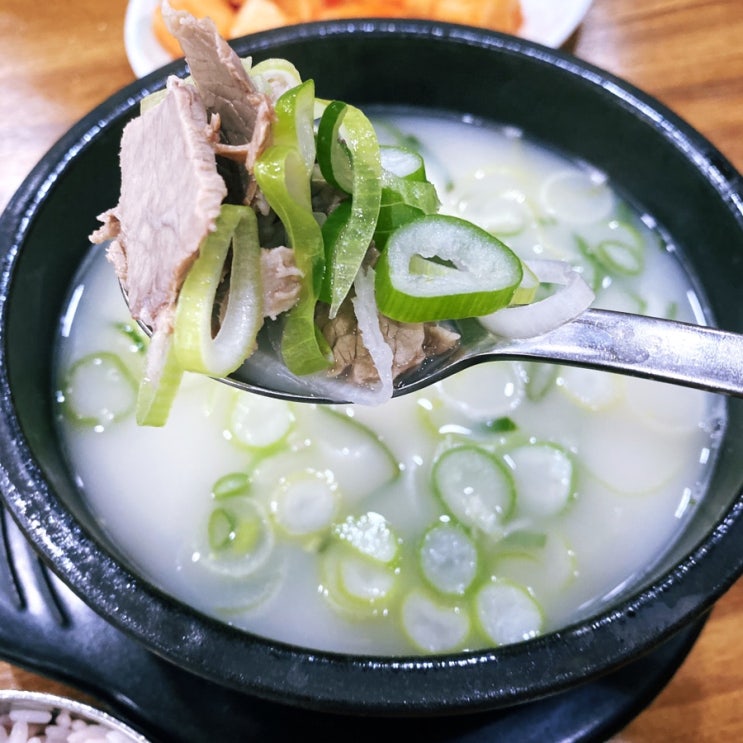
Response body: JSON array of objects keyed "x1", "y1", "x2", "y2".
[{"x1": 0, "y1": 691, "x2": 147, "y2": 743}]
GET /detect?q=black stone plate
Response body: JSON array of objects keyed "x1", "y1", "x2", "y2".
[{"x1": 0, "y1": 504, "x2": 705, "y2": 743}]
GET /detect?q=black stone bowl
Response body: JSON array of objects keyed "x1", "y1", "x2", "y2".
[{"x1": 1, "y1": 20, "x2": 743, "y2": 716}]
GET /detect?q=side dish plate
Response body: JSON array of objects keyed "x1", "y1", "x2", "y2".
[{"x1": 124, "y1": 0, "x2": 594, "y2": 76}]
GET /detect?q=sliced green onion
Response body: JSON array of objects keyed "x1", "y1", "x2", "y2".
[
  {"x1": 372, "y1": 202, "x2": 424, "y2": 250},
  {"x1": 419, "y1": 522, "x2": 479, "y2": 597},
  {"x1": 316, "y1": 101, "x2": 382, "y2": 316},
  {"x1": 503, "y1": 442, "x2": 575, "y2": 517},
  {"x1": 524, "y1": 361, "x2": 558, "y2": 401},
  {"x1": 270, "y1": 468, "x2": 339, "y2": 537},
  {"x1": 317, "y1": 99, "x2": 354, "y2": 192},
  {"x1": 254, "y1": 144, "x2": 330, "y2": 375},
  {"x1": 432, "y1": 445, "x2": 515, "y2": 537},
  {"x1": 255, "y1": 79, "x2": 330, "y2": 375},
  {"x1": 509, "y1": 260, "x2": 539, "y2": 306},
  {"x1": 337, "y1": 552, "x2": 398, "y2": 604},
  {"x1": 135, "y1": 329, "x2": 184, "y2": 427},
  {"x1": 271, "y1": 79, "x2": 316, "y2": 176},
  {"x1": 492, "y1": 533, "x2": 578, "y2": 599},
  {"x1": 60, "y1": 352, "x2": 137, "y2": 428},
  {"x1": 374, "y1": 119, "x2": 454, "y2": 191},
  {"x1": 375, "y1": 215, "x2": 523, "y2": 323},
  {"x1": 208, "y1": 508, "x2": 237, "y2": 550},
  {"x1": 484, "y1": 417, "x2": 518, "y2": 433},
  {"x1": 372, "y1": 168, "x2": 440, "y2": 250},
  {"x1": 320, "y1": 543, "x2": 398, "y2": 615},
  {"x1": 173, "y1": 204, "x2": 263, "y2": 377},
  {"x1": 557, "y1": 365, "x2": 621, "y2": 411},
  {"x1": 113, "y1": 321, "x2": 147, "y2": 354},
  {"x1": 436, "y1": 361, "x2": 525, "y2": 421},
  {"x1": 498, "y1": 529, "x2": 548, "y2": 551},
  {"x1": 247, "y1": 57, "x2": 303, "y2": 101},
  {"x1": 223, "y1": 516, "x2": 261, "y2": 556},
  {"x1": 539, "y1": 168, "x2": 614, "y2": 225},
  {"x1": 204, "y1": 499, "x2": 275, "y2": 577},
  {"x1": 316, "y1": 408, "x2": 399, "y2": 483},
  {"x1": 290, "y1": 405, "x2": 400, "y2": 497},
  {"x1": 594, "y1": 237, "x2": 644, "y2": 275},
  {"x1": 576, "y1": 219, "x2": 645, "y2": 277},
  {"x1": 401, "y1": 589, "x2": 470, "y2": 653},
  {"x1": 380, "y1": 174, "x2": 440, "y2": 214},
  {"x1": 473, "y1": 578, "x2": 544, "y2": 646},
  {"x1": 228, "y1": 393, "x2": 295, "y2": 450},
  {"x1": 212, "y1": 472, "x2": 251, "y2": 500},
  {"x1": 573, "y1": 234, "x2": 605, "y2": 292},
  {"x1": 380, "y1": 144, "x2": 427, "y2": 181},
  {"x1": 333, "y1": 511, "x2": 400, "y2": 565}
]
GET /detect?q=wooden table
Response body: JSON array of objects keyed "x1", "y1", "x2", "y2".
[{"x1": 1, "y1": 0, "x2": 742, "y2": 739}]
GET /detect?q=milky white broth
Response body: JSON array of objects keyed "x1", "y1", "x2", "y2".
[{"x1": 54, "y1": 112, "x2": 724, "y2": 655}]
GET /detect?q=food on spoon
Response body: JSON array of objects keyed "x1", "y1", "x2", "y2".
[{"x1": 94, "y1": 4, "x2": 589, "y2": 425}]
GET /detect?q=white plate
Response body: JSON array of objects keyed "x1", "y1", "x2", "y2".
[
  {"x1": 125, "y1": 0, "x2": 594, "y2": 78},
  {"x1": 519, "y1": 0, "x2": 594, "y2": 48}
]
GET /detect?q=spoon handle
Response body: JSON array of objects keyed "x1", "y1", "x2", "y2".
[{"x1": 478, "y1": 308, "x2": 743, "y2": 397}]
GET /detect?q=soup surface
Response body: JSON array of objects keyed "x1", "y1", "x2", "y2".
[{"x1": 54, "y1": 112, "x2": 724, "y2": 655}]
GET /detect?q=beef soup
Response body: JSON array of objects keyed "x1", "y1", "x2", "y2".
[{"x1": 53, "y1": 110, "x2": 724, "y2": 656}]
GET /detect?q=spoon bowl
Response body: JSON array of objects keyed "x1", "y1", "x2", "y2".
[{"x1": 208, "y1": 307, "x2": 743, "y2": 404}]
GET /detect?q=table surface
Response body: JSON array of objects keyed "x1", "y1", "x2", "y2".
[{"x1": 1, "y1": 0, "x2": 742, "y2": 739}]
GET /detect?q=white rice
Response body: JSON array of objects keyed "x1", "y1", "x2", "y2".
[{"x1": 0, "y1": 704, "x2": 144, "y2": 743}]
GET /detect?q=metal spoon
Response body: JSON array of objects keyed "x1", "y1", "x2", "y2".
[{"x1": 221, "y1": 308, "x2": 743, "y2": 404}]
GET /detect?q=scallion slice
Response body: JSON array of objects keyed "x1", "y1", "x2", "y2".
[
  {"x1": 135, "y1": 329, "x2": 184, "y2": 427},
  {"x1": 271, "y1": 79, "x2": 317, "y2": 176},
  {"x1": 316, "y1": 100, "x2": 382, "y2": 316},
  {"x1": 204, "y1": 499, "x2": 275, "y2": 577},
  {"x1": 248, "y1": 57, "x2": 303, "y2": 102},
  {"x1": 60, "y1": 352, "x2": 137, "y2": 428},
  {"x1": 373, "y1": 162, "x2": 440, "y2": 249},
  {"x1": 228, "y1": 393, "x2": 295, "y2": 450},
  {"x1": 474, "y1": 579, "x2": 544, "y2": 646},
  {"x1": 375, "y1": 214, "x2": 523, "y2": 323},
  {"x1": 316, "y1": 99, "x2": 354, "y2": 193},
  {"x1": 212, "y1": 472, "x2": 251, "y2": 500},
  {"x1": 255, "y1": 144, "x2": 329, "y2": 375},
  {"x1": 173, "y1": 204, "x2": 263, "y2": 377},
  {"x1": 270, "y1": 468, "x2": 339, "y2": 537},
  {"x1": 503, "y1": 442, "x2": 575, "y2": 518},
  {"x1": 255, "y1": 78, "x2": 332, "y2": 375},
  {"x1": 433, "y1": 446, "x2": 515, "y2": 537},
  {"x1": 320, "y1": 543, "x2": 398, "y2": 615},
  {"x1": 333, "y1": 511, "x2": 400, "y2": 565},
  {"x1": 379, "y1": 144, "x2": 427, "y2": 181},
  {"x1": 401, "y1": 589, "x2": 470, "y2": 653},
  {"x1": 419, "y1": 522, "x2": 479, "y2": 597}
]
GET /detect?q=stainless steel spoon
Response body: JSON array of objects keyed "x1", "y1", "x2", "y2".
[{"x1": 221, "y1": 308, "x2": 743, "y2": 404}]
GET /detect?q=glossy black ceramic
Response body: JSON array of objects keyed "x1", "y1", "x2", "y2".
[{"x1": 1, "y1": 21, "x2": 743, "y2": 716}]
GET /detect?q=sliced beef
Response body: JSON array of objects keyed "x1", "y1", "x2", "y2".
[
  {"x1": 163, "y1": 3, "x2": 274, "y2": 173},
  {"x1": 317, "y1": 300, "x2": 376, "y2": 385},
  {"x1": 422, "y1": 323, "x2": 461, "y2": 357},
  {"x1": 317, "y1": 299, "x2": 461, "y2": 385},
  {"x1": 92, "y1": 76, "x2": 227, "y2": 333},
  {"x1": 260, "y1": 246, "x2": 303, "y2": 319}
]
